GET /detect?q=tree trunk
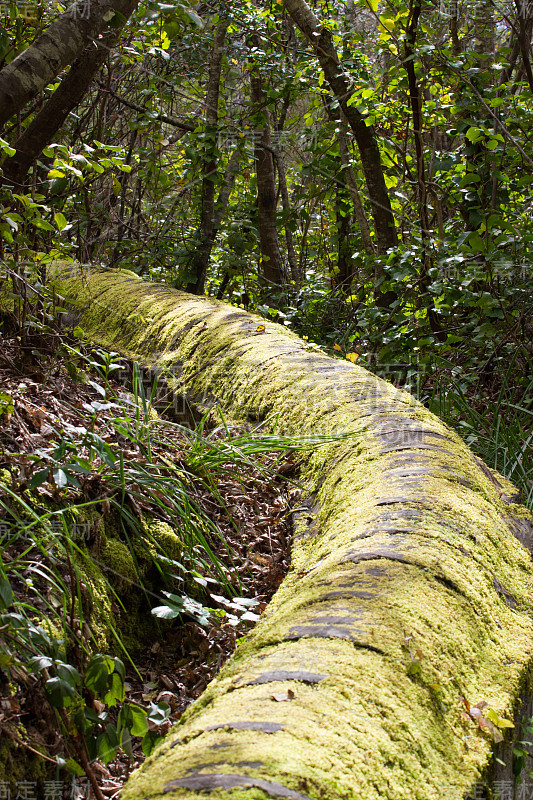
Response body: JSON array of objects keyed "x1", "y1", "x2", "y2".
[
  {"x1": 51, "y1": 262, "x2": 533, "y2": 800},
  {"x1": 186, "y1": 16, "x2": 229, "y2": 295},
  {"x1": 282, "y1": 0, "x2": 397, "y2": 257},
  {"x1": 334, "y1": 176, "x2": 353, "y2": 291},
  {"x1": 474, "y1": 0, "x2": 495, "y2": 69},
  {"x1": 273, "y1": 93, "x2": 300, "y2": 291},
  {"x1": 214, "y1": 149, "x2": 244, "y2": 299},
  {"x1": 403, "y1": 0, "x2": 442, "y2": 337},
  {"x1": 514, "y1": 0, "x2": 533, "y2": 93},
  {"x1": 0, "y1": 0, "x2": 138, "y2": 131},
  {"x1": 274, "y1": 145, "x2": 300, "y2": 292},
  {"x1": 250, "y1": 35, "x2": 285, "y2": 292}
]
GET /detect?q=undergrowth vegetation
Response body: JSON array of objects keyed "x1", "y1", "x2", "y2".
[
  {"x1": 0, "y1": 302, "x2": 343, "y2": 792},
  {"x1": 256, "y1": 276, "x2": 533, "y2": 510}
]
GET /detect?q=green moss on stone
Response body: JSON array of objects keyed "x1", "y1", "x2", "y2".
[
  {"x1": 0, "y1": 736, "x2": 48, "y2": 793},
  {"x1": 100, "y1": 538, "x2": 138, "y2": 592},
  {"x1": 147, "y1": 520, "x2": 184, "y2": 562}
]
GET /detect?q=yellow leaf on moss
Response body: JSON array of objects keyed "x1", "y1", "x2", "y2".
[{"x1": 486, "y1": 708, "x2": 514, "y2": 729}]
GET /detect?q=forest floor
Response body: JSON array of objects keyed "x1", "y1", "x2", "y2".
[{"x1": 0, "y1": 327, "x2": 298, "y2": 799}]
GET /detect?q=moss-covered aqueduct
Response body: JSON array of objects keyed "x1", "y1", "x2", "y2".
[{"x1": 51, "y1": 263, "x2": 533, "y2": 800}]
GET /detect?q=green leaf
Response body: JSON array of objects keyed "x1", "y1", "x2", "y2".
[
  {"x1": 0, "y1": 224, "x2": 13, "y2": 243},
  {"x1": 31, "y1": 219, "x2": 55, "y2": 231},
  {"x1": 54, "y1": 212, "x2": 68, "y2": 231},
  {"x1": 142, "y1": 730, "x2": 163, "y2": 757},
  {"x1": 120, "y1": 729, "x2": 134, "y2": 759},
  {"x1": 151, "y1": 604, "x2": 180, "y2": 619},
  {"x1": 97, "y1": 730, "x2": 118, "y2": 765},
  {"x1": 0, "y1": 391, "x2": 14, "y2": 416},
  {"x1": 64, "y1": 758, "x2": 85, "y2": 777},
  {"x1": 28, "y1": 469, "x2": 50, "y2": 489},
  {"x1": 185, "y1": 8, "x2": 203, "y2": 26},
  {"x1": 27, "y1": 655, "x2": 54, "y2": 673},
  {"x1": 467, "y1": 232, "x2": 486, "y2": 253},
  {"x1": 85, "y1": 654, "x2": 115, "y2": 695},
  {"x1": 0, "y1": 137, "x2": 16, "y2": 157},
  {"x1": 103, "y1": 671, "x2": 125, "y2": 707},
  {"x1": 50, "y1": 177, "x2": 69, "y2": 195},
  {"x1": 465, "y1": 126, "x2": 482, "y2": 143},
  {"x1": 113, "y1": 657, "x2": 125, "y2": 681},
  {"x1": 147, "y1": 702, "x2": 171, "y2": 725},
  {"x1": 45, "y1": 676, "x2": 77, "y2": 707},
  {"x1": 53, "y1": 469, "x2": 68, "y2": 488},
  {"x1": 107, "y1": 9, "x2": 126, "y2": 27},
  {"x1": 57, "y1": 662, "x2": 82, "y2": 687},
  {"x1": 0, "y1": 575, "x2": 13, "y2": 609},
  {"x1": 459, "y1": 173, "x2": 481, "y2": 188},
  {"x1": 120, "y1": 704, "x2": 148, "y2": 737}
]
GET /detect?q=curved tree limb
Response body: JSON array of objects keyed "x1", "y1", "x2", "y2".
[
  {"x1": 281, "y1": 0, "x2": 397, "y2": 256},
  {"x1": 0, "y1": 0, "x2": 138, "y2": 131},
  {"x1": 2, "y1": 31, "x2": 125, "y2": 188}
]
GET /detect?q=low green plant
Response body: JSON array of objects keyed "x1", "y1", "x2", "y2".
[
  {"x1": 0, "y1": 577, "x2": 169, "y2": 774},
  {"x1": 511, "y1": 713, "x2": 533, "y2": 788}
]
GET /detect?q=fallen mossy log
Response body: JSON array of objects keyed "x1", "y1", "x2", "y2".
[{"x1": 51, "y1": 263, "x2": 533, "y2": 800}]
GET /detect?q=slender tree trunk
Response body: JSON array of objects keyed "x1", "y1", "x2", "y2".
[
  {"x1": 474, "y1": 0, "x2": 495, "y2": 69},
  {"x1": 403, "y1": 0, "x2": 441, "y2": 337},
  {"x1": 275, "y1": 147, "x2": 300, "y2": 291},
  {"x1": 110, "y1": 128, "x2": 138, "y2": 266},
  {"x1": 0, "y1": 0, "x2": 138, "y2": 130},
  {"x1": 214, "y1": 149, "x2": 245, "y2": 299},
  {"x1": 249, "y1": 35, "x2": 285, "y2": 291},
  {"x1": 461, "y1": 0, "x2": 496, "y2": 238},
  {"x1": 187, "y1": 16, "x2": 230, "y2": 294},
  {"x1": 450, "y1": 0, "x2": 460, "y2": 54},
  {"x1": 274, "y1": 95, "x2": 300, "y2": 291},
  {"x1": 404, "y1": 0, "x2": 429, "y2": 245},
  {"x1": 214, "y1": 148, "x2": 241, "y2": 229},
  {"x1": 515, "y1": 0, "x2": 533, "y2": 93},
  {"x1": 282, "y1": 0, "x2": 397, "y2": 258},
  {"x1": 338, "y1": 122, "x2": 374, "y2": 257},
  {"x1": 334, "y1": 180, "x2": 353, "y2": 292}
]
